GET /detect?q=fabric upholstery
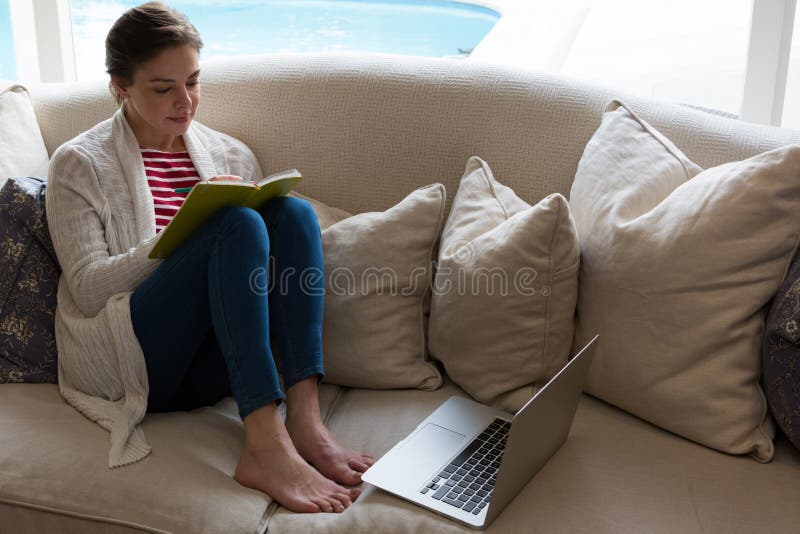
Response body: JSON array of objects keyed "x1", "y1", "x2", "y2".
[
  {"x1": 0, "y1": 177, "x2": 59, "y2": 383},
  {"x1": 0, "y1": 382, "x2": 344, "y2": 534},
  {"x1": 3, "y1": 382, "x2": 800, "y2": 533},
  {"x1": 25, "y1": 54, "x2": 800, "y2": 218},
  {"x1": 0, "y1": 85, "x2": 50, "y2": 188},
  {"x1": 428, "y1": 156, "x2": 580, "y2": 411},
  {"x1": 763, "y1": 250, "x2": 800, "y2": 451},
  {"x1": 570, "y1": 100, "x2": 800, "y2": 462},
  {"x1": 10, "y1": 52, "x2": 800, "y2": 532},
  {"x1": 0, "y1": 503, "x2": 154, "y2": 534},
  {"x1": 266, "y1": 385, "x2": 800, "y2": 533},
  {"x1": 315, "y1": 184, "x2": 446, "y2": 389}
]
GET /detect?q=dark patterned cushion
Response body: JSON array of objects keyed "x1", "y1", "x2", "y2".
[
  {"x1": 763, "y1": 251, "x2": 800, "y2": 451},
  {"x1": 0, "y1": 177, "x2": 60, "y2": 383}
]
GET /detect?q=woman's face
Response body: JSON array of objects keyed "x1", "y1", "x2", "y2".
[{"x1": 114, "y1": 44, "x2": 201, "y2": 142}]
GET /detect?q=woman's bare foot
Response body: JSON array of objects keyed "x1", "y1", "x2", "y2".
[
  {"x1": 285, "y1": 416, "x2": 376, "y2": 486},
  {"x1": 234, "y1": 404, "x2": 360, "y2": 513},
  {"x1": 285, "y1": 376, "x2": 376, "y2": 486}
]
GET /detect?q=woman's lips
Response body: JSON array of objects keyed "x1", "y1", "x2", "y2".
[{"x1": 168, "y1": 115, "x2": 190, "y2": 123}]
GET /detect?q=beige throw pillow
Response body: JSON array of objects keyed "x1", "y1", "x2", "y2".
[
  {"x1": 289, "y1": 191, "x2": 352, "y2": 229},
  {"x1": 292, "y1": 185, "x2": 446, "y2": 390},
  {"x1": 0, "y1": 85, "x2": 50, "y2": 187},
  {"x1": 570, "y1": 100, "x2": 800, "y2": 462},
  {"x1": 428, "y1": 157, "x2": 580, "y2": 412}
]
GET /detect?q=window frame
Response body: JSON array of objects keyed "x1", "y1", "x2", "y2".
[
  {"x1": 9, "y1": 0, "x2": 75, "y2": 82},
  {"x1": 740, "y1": 0, "x2": 797, "y2": 125},
  {"x1": 6, "y1": 0, "x2": 798, "y2": 126}
]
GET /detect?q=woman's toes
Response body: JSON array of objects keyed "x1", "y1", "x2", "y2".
[
  {"x1": 298, "y1": 498, "x2": 322, "y2": 513},
  {"x1": 313, "y1": 497, "x2": 333, "y2": 513},
  {"x1": 348, "y1": 487, "x2": 362, "y2": 501},
  {"x1": 328, "y1": 498, "x2": 345, "y2": 513},
  {"x1": 349, "y1": 459, "x2": 370, "y2": 472},
  {"x1": 339, "y1": 469, "x2": 362, "y2": 485},
  {"x1": 323, "y1": 495, "x2": 343, "y2": 512},
  {"x1": 333, "y1": 492, "x2": 352, "y2": 508}
]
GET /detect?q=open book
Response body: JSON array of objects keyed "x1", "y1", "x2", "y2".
[{"x1": 148, "y1": 169, "x2": 302, "y2": 259}]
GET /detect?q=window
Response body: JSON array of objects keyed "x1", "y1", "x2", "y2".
[
  {"x1": 71, "y1": 0, "x2": 136, "y2": 81},
  {"x1": 10, "y1": 0, "x2": 800, "y2": 128},
  {"x1": 557, "y1": 0, "x2": 752, "y2": 117},
  {"x1": 70, "y1": 0, "x2": 500, "y2": 81},
  {"x1": 0, "y1": 0, "x2": 16, "y2": 80},
  {"x1": 782, "y1": 3, "x2": 800, "y2": 128}
]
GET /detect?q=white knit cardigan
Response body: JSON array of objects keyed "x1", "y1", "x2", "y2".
[{"x1": 45, "y1": 106, "x2": 262, "y2": 467}]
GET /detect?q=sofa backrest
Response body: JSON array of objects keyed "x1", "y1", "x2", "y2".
[{"x1": 25, "y1": 52, "x2": 800, "y2": 214}]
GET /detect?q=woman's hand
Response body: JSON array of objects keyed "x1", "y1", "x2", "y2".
[{"x1": 209, "y1": 175, "x2": 244, "y2": 183}]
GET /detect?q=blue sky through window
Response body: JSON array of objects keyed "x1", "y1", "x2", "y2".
[{"x1": 0, "y1": 0, "x2": 16, "y2": 79}]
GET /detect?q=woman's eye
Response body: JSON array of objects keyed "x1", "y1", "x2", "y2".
[{"x1": 155, "y1": 87, "x2": 170, "y2": 94}]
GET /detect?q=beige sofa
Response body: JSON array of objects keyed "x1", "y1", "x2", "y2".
[{"x1": 1, "y1": 53, "x2": 799, "y2": 533}]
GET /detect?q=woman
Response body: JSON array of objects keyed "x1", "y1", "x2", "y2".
[{"x1": 45, "y1": 2, "x2": 373, "y2": 514}]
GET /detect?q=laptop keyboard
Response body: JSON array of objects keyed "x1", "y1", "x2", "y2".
[{"x1": 419, "y1": 417, "x2": 511, "y2": 515}]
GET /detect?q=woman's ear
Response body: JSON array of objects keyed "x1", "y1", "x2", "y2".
[{"x1": 111, "y1": 75, "x2": 130, "y2": 100}]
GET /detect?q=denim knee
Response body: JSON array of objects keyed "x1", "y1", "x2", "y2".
[
  {"x1": 259, "y1": 196, "x2": 319, "y2": 235},
  {"x1": 216, "y1": 205, "x2": 269, "y2": 245}
]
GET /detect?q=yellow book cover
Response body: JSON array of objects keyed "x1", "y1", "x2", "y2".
[{"x1": 148, "y1": 169, "x2": 302, "y2": 259}]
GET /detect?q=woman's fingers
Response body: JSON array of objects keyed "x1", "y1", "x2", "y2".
[{"x1": 209, "y1": 174, "x2": 244, "y2": 182}]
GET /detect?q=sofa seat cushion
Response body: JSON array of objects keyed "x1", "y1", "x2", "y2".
[
  {"x1": 267, "y1": 384, "x2": 800, "y2": 533},
  {"x1": 4, "y1": 382, "x2": 799, "y2": 532},
  {"x1": 0, "y1": 383, "x2": 343, "y2": 534}
]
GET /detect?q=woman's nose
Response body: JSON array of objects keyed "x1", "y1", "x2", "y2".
[{"x1": 175, "y1": 88, "x2": 192, "y2": 110}]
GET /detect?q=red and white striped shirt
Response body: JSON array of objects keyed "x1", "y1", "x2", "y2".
[{"x1": 141, "y1": 149, "x2": 200, "y2": 233}]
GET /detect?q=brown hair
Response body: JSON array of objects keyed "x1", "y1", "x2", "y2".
[{"x1": 105, "y1": 2, "x2": 203, "y2": 104}]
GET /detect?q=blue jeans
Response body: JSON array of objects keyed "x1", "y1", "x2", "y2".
[{"x1": 130, "y1": 197, "x2": 325, "y2": 420}]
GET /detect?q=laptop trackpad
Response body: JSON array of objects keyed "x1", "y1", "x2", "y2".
[{"x1": 400, "y1": 423, "x2": 465, "y2": 475}]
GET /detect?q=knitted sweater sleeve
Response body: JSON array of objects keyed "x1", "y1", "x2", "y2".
[
  {"x1": 46, "y1": 144, "x2": 160, "y2": 318},
  {"x1": 218, "y1": 131, "x2": 263, "y2": 183}
]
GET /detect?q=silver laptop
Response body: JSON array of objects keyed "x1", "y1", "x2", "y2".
[{"x1": 362, "y1": 335, "x2": 598, "y2": 529}]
